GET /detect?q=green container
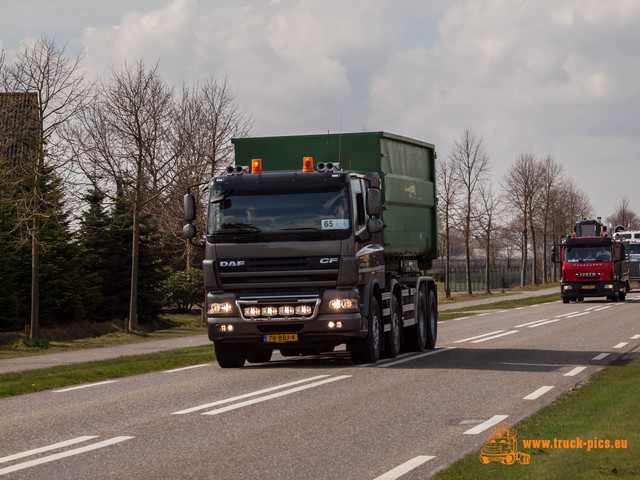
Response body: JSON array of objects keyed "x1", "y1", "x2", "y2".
[{"x1": 232, "y1": 131, "x2": 438, "y2": 262}]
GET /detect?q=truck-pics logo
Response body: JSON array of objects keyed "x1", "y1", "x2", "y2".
[{"x1": 479, "y1": 422, "x2": 531, "y2": 465}]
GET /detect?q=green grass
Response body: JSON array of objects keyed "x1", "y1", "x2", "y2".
[
  {"x1": 434, "y1": 359, "x2": 640, "y2": 479},
  {"x1": 0, "y1": 345, "x2": 215, "y2": 398},
  {"x1": 439, "y1": 294, "x2": 560, "y2": 321},
  {"x1": 0, "y1": 312, "x2": 206, "y2": 360}
]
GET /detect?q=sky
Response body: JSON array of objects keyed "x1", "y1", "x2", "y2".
[{"x1": 1, "y1": 0, "x2": 639, "y2": 220}]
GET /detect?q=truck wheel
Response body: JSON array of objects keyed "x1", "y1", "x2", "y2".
[
  {"x1": 405, "y1": 287, "x2": 428, "y2": 352},
  {"x1": 382, "y1": 294, "x2": 401, "y2": 359},
  {"x1": 350, "y1": 296, "x2": 382, "y2": 364},
  {"x1": 214, "y1": 342, "x2": 246, "y2": 368},
  {"x1": 246, "y1": 350, "x2": 273, "y2": 364},
  {"x1": 562, "y1": 297, "x2": 570, "y2": 304},
  {"x1": 425, "y1": 289, "x2": 437, "y2": 350},
  {"x1": 619, "y1": 289, "x2": 626, "y2": 301}
]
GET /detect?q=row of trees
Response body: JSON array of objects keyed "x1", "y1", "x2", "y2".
[
  {"x1": 437, "y1": 128, "x2": 639, "y2": 298},
  {"x1": 0, "y1": 35, "x2": 252, "y2": 336}
]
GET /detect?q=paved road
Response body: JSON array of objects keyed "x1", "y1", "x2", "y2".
[
  {"x1": 0, "y1": 288, "x2": 558, "y2": 374},
  {"x1": 1, "y1": 290, "x2": 638, "y2": 479}
]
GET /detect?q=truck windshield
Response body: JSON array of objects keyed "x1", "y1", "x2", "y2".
[
  {"x1": 207, "y1": 186, "x2": 351, "y2": 240},
  {"x1": 564, "y1": 246, "x2": 611, "y2": 262}
]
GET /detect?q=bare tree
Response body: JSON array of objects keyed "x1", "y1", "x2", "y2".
[
  {"x1": 77, "y1": 60, "x2": 177, "y2": 332},
  {"x1": 607, "y1": 197, "x2": 639, "y2": 229},
  {"x1": 449, "y1": 127, "x2": 490, "y2": 295},
  {"x1": 538, "y1": 155, "x2": 563, "y2": 283},
  {"x1": 475, "y1": 184, "x2": 501, "y2": 294},
  {"x1": 160, "y1": 76, "x2": 253, "y2": 270},
  {"x1": 436, "y1": 157, "x2": 461, "y2": 298},
  {"x1": 1, "y1": 35, "x2": 90, "y2": 339},
  {"x1": 501, "y1": 153, "x2": 542, "y2": 287}
]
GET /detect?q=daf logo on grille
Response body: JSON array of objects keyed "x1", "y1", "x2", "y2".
[{"x1": 219, "y1": 260, "x2": 245, "y2": 267}]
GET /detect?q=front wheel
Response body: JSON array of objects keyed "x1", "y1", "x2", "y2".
[
  {"x1": 214, "y1": 342, "x2": 247, "y2": 368},
  {"x1": 350, "y1": 296, "x2": 382, "y2": 364}
]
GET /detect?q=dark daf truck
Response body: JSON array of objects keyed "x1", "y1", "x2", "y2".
[{"x1": 183, "y1": 132, "x2": 439, "y2": 367}]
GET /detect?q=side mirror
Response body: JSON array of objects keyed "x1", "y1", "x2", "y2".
[
  {"x1": 183, "y1": 223, "x2": 197, "y2": 239},
  {"x1": 184, "y1": 194, "x2": 196, "y2": 221},
  {"x1": 366, "y1": 218, "x2": 383, "y2": 234},
  {"x1": 366, "y1": 188, "x2": 382, "y2": 216}
]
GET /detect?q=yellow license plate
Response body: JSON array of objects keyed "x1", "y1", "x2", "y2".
[
  {"x1": 264, "y1": 334, "x2": 298, "y2": 343},
  {"x1": 582, "y1": 285, "x2": 596, "y2": 290}
]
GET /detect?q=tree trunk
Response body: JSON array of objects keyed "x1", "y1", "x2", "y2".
[
  {"x1": 127, "y1": 205, "x2": 140, "y2": 333},
  {"x1": 29, "y1": 214, "x2": 40, "y2": 340}
]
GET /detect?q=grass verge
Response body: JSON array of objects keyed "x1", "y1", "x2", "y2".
[
  {"x1": 439, "y1": 293, "x2": 560, "y2": 321},
  {"x1": 0, "y1": 345, "x2": 215, "y2": 398},
  {"x1": 434, "y1": 358, "x2": 640, "y2": 479},
  {"x1": 0, "y1": 312, "x2": 206, "y2": 360}
]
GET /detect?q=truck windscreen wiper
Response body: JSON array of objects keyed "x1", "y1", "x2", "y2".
[{"x1": 278, "y1": 227, "x2": 335, "y2": 240}]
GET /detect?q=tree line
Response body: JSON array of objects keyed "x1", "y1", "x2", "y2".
[
  {"x1": 437, "y1": 128, "x2": 639, "y2": 298},
  {"x1": 0, "y1": 35, "x2": 252, "y2": 337}
]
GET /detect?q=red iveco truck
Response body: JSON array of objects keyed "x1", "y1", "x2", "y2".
[{"x1": 552, "y1": 217, "x2": 629, "y2": 303}]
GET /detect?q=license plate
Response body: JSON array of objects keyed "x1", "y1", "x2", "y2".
[
  {"x1": 264, "y1": 334, "x2": 298, "y2": 343},
  {"x1": 582, "y1": 285, "x2": 596, "y2": 290}
]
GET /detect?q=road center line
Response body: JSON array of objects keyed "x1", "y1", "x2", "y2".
[
  {"x1": 0, "y1": 437, "x2": 133, "y2": 476},
  {"x1": 53, "y1": 381, "x2": 118, "y2": 393},
  {"x1": 453, "y1": 330, "x2": 505, "y2": 343},
  {"x1": 594, "y1": 306, "x2": 612, "y2": 311},
  {"x1": 202, "y1": 375, "x2": 351, "y2": 416},
  {"x1": 515, "y1": 319, "x2": 549, "y2": 327},
  {"x1": 614, "y1": 342, "x2": 628, "y2": 349},
  {"x1": 527, "y1": 319, "x2": 561, "y2": 329},
  {"x1": 566, "y1": 312, "x2": 591, "y2": 318},
  {"x1": 523, "y1": 386, "x2": 555, "y2": 400},
  {"x1": 631, "y1": 334, "x2": 640, "y2": 340},
  {"x1": 592, "y1": 353, "x2": 610, "y2": 361},
  {"x1": 173, "y1": 375, "x2": 331, "y2": 414},
  {"x1": 463, "y1": 415, "x2": 509, "y2": 435},
  {"x1": 373, "y1": 455, "x2": 435, "y2": 480},
  {"x1": 564, "y1": 366, "x2": 587, "y2": 377},
  {"x1": 471, "y1": 331, "x2": 519, "y2": 343},
  {"x1": 555, "y1": 311, "x2": 580, "y2": 318},
  {"x1": 0, "y1": 436, "x2": 98, "y2": 464},
  {"x1": 379, "y1": 347, "x2": 456, "y2": 368}
]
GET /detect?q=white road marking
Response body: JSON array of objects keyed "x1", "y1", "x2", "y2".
[
  {"x1": 379, "y1": 347, "x2": 456, "y2": 368},
  {"x1": 453, "y1": 330, "x2": 505, "y2": 343},
  {"x1": 523, "y1": 386, "x2": 555, "y2": 400},
  {"x1": 564, "y1": 367, "x2": 587, "y2": 377},
  {"x1": 471, "y1": 331, "x2": 519, "y2": 343},
  {"x1": 527, "y1": 319, "x2": 561, "y2": 329},
  {"x1": 594, "y1": 306, "x2": 612, "y2": 312},
  {"x1": 0, "y1": 436, "x2": 98, "y2": 464},
  {"x1": 515, "y1": 319, "x2": 550, "y2": 327},
  {"x1": 566, "y1": 312, "x2": 591, "y2": 318},
  {"x1": 373, "y1": 455, "x2": 435, "y2": 480},
  {"x1": 202, "y1": 375, "x2": 351, "y2": 416},
  {"x1": 555, "y1": 311, "x2": 580, "y2": 318},
  {"x1": 592, "y1": 353, "x2": 610, "y2": 361},
  {"x1": 613, "y1": 342, "x2": 628, "y2": 349},
  {"x1": 0, "y1": 436, "x2": 133, "y2": 476},
  {"x1": 463, "y1": 415, "x2": 509, "y2": 435},
  {"x1": 163, "y1": 364, "x2": 211, "y2": 373},
  {"x1": 173, "y1": 375, "x2": 331, "y2": 414},
  {"x1": 631, "y1": 335, "x2": 640, "y2": 340},
  {"x1": 53, "y1": 381, "x2": 118, "y2": 393}
]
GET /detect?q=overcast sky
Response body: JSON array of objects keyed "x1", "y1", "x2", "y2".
[{"x1": 2, "y1": 0, "x2": 639, "y2": 220}]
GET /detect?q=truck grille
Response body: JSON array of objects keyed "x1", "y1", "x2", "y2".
[{"x1": 218, "y1": 256, "x2": 339, "y2": 289}]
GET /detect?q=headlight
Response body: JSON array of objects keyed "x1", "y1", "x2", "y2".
[
  {"x1": 208, "y1": 302, "x2": 234, "y2": 314},
  {"x1": 329, "y1": 298, "x2": 356, "y2": 310}
]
